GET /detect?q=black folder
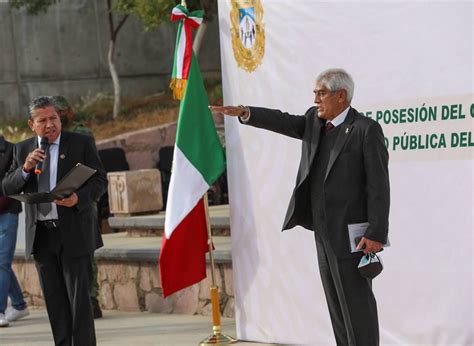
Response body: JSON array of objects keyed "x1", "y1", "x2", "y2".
[{"x1": 9, "y1": 163, "x2": 97, "y2": 204}]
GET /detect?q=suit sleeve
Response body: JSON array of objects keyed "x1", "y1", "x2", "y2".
[
  {"x1": 74, "y1": 136, "x2": 107, "y2": 212},
  {"x1": 0, "y1": 143, "x2": 13, "y2": 197},
  {"x1": 2, "y1": 144, "x2": 33, "y2": 196},
  {"x1": 363, "y1": 121, "x2": 390, "y2": 243},
  {"x1": 243, "y1": 106, "x2": 310, "y2": 140}
]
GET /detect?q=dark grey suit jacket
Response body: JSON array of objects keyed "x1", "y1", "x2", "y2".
[
  {"x1": 2, "y1": 131, "x2": 107, "y2": 258},
  {"x1": 0, "y1": 137, "x2": 22, "y2": 214},
  {"x1": 245, "y1": 106, "x2": 390, "y2": 258}
]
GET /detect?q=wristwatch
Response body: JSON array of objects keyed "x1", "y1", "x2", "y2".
[{"x1": 238, "y1": 105, "x2": 250, "y2": 120}]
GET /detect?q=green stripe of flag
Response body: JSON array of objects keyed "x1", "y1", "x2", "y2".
[{"x1": 175, "y1": 54, "x2": 226, "y2": 185}]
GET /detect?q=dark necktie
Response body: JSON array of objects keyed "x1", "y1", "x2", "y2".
[
  {"x1": 325, "y1": 122, "x2": 335, "y2": 132},
  {"x1": 38, "y1": 143, "x2": 51, "y2": 216}
]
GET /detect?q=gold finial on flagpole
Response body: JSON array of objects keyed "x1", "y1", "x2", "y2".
[{"x1": 199, "y1": 194, "x2": 236, "y2": 346}]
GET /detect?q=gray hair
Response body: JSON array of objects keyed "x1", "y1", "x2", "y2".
[
  {"x1": 28, "y1": 96, "x2": 59, "y2": 119},
  {"x1": 316, "y1": 68, "x2": 355, "y2": 102}
]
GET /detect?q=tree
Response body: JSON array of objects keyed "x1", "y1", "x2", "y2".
[
  {"x1": 9, "y1": 0, "x2": 130, "y2": 119},
  {"x1": 9, "y1": 0, "x2": 217, "y2": 119},
  {"x1": 106, "y1": 0, "x2": 129, "y2": 119},
  {"x1": 121, "y1": 0, "x2": 217, "y2": 57},
  {"x1": 108, "y1": 0, "x2": 217, "y2": 117}
]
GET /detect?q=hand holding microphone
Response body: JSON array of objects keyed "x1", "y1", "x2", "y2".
[
  {"x1": 22, "y1": 137, "x2": 48, "y2": 174},
  {"x1": 34, "y1": 137, "x2": 50, "y2": 174}
]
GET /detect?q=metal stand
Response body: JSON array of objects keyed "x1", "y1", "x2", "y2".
[{"x1": 199, "y1": 194, "x2": 236, "y2": 346}]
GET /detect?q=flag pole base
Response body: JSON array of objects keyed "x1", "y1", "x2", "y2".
[{"x1": 199, "y1": 326, "x2": 236, "y2": 345}]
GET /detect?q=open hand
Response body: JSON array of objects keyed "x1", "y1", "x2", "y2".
[
  {"x1": 209, "y1": 105, "x2": 247, "y2": 117},
  {"x1": 55, "y1": 192, "x2": 78, "y2": 207}
]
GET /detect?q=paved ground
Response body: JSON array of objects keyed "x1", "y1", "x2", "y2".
[
  {"x1": 1, "y1": 308, "x2": 276, "y2": 346},
  {"x1": 8, "y1": 206, "x2": 276, "y2": 345}
]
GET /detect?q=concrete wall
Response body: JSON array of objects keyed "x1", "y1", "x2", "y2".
[
  {"x1": 96, "y1": 113, "x2": 224, "y2": 170},
  {"x1": 0, "y1": 0, "x2": 221, "y2": 121}
]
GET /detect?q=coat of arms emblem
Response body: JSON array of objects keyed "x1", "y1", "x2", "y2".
[{"x1": 230, "y1": 0, "x2": 265, "y2": 73}]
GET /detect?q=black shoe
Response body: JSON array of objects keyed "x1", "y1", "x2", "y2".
[{"x1": 91, "y1": 298, "x2": 103, "y2": 319}]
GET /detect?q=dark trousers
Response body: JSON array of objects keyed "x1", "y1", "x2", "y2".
[
  {"x1": 33, "y1": 224, "x2": 96, "y2": 346},
  {"x1": 314, "y1": 231, "x2": 379, "y2": 346}
]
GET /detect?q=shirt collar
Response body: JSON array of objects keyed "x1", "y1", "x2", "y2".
[
  {"x1": 37, "y1": 134, "x2": 61, "y2": 146},
  {"x1": 327, "y1": 106, "x2": 350, "y2": 128}
]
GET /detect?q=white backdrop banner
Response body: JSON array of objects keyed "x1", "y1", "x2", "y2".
[{"x1": 218, "y1": 1, "x2": 473, "y2": 345}]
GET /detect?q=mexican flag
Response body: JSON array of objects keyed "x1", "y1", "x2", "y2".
[{"x1": 159, "y1": 5, "x2": 226, "y2": 298}]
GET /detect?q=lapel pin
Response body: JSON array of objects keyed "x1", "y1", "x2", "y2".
[
  {"x1": 346, "y1": 128, "x2": 350, "y2": 134},
  {"x1": 60, "y1": 154, "x2": 66, "y2": 160}
]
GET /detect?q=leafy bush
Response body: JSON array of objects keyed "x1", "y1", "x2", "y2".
[{"x1": 0, "y1": 125, "x2": 29, "y2": 143}]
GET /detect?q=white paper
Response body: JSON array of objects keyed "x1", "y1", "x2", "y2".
[{"x1": 348, "y1": 222, "x2": 390, "y2": 253}]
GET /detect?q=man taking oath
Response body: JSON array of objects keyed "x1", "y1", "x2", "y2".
[{"x1": 210, "y1": 68, "x2": 390, "y2": 346}]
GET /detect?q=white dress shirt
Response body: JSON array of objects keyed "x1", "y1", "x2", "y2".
[
  {"x1": 326, "y1": 106, "x2": 350, "y2": 128},
  {"x1": 22, "y1": 135, "x2": 61, "y2": 220}
]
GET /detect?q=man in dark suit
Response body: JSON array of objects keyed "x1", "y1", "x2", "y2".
[
  {"x1": 2, "y1": 96, "x2": 107, "y2": 345},
  {"x1": 210, "y1": 68, "x2": 390, "y2": 345},
  {"x1": 53, "y1": 95, "x2": 102, "y2": 319}
]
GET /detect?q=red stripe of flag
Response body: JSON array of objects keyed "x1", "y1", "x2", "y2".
[
  {"x1": 159, "y1": 198, "x2": 209, "y2": 297},
  {"x1": 182, "y1": 22, "x2": 193, "y2": 80}
]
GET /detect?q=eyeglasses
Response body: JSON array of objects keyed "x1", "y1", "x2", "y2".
[{"x1": 314, "y1": 89, "x2": 337, "y2": 99}]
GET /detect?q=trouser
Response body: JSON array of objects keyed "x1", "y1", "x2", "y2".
[
  {"x1": 90, "y1": 203, "x2": 100, "y2": 303},
  {"x1": 90, "y1": 259, "x2": 99, "y2": 299},
  {"x1": 0, "y1": 213, "x2": 27, "y2": 314},
  {"x1": 33, "y1": 224, "x2": 96, "y2": 346},
  {"x1": 314, "y1": 231, "x2": 379, "y2": 346}
]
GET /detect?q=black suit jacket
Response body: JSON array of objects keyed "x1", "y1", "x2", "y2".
[
  {"x1": 246, "y1": 106, "x2": 390, "y2": 258},
  {"x1": 0, "y1": 136, "x2": 22, "y2": 214},
  {"x1": 2, "y1": 131, "x2": 107, "y2": 258}
]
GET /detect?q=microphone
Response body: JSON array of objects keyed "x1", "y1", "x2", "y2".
[{"x1": 34, "y1": 137, "x2": 49, "y2": 175}]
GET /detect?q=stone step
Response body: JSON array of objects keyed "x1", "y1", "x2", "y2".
[
  {"x1": 95, "y1": 233, "x2": 232, "y2": 263},
  {"x1": 108, "y1": 204, "x2": 230, "y2": 236},
  {"x1": 13, "y1": 230, "x2": 234, "y2": 317}
]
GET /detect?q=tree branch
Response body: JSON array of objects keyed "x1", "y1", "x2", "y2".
[
  {"x1": 113, "y1": 14, "x2": 129, "y2": 40},
  {"x1": 107, "y1": 0, "x2": 115, "y2": 39}
]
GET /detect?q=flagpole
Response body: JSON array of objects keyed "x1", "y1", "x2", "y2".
[
  {"x1": 200, "y1": 193, "x2": 236, "y2": 346},
  {"x1": 170, "y1": 2, "x2": 234, "y2": 343}
]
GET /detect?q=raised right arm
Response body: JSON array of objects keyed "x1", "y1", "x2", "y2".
[
  {"x1": 244, "y1": 106, "x2": 310, "y2": 140},
  {"x1": 210, "y1": 105, "x2": 313, "y2": 140}
]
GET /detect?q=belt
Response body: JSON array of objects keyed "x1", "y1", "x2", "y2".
[{"x1": 36, "y1": 220, "x2": 59, "y2": 229}]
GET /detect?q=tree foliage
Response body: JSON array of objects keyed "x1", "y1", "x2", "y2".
[
  {"x1": 9, "y1": 0, "x2": 59, "y2": 15},
  {"x1": 115, "y1": 0, "x2": 216, "y2": 31},
  {"x1": 115, "y1": 0, "x2": 174, "y2": 31},
  {"x1": 10, "y1": 0, "x2": 217, "y2": 31}
]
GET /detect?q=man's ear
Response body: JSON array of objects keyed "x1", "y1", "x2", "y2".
[
  {"x1": 338, "y1": 89, "x2": 348, "y2": 103},
  {"x1": 67, "y1": 109, "x2": 74, "y2": 122},
  {"x1": 28, "y1": 119, "x2": 35, "y2": 132}
]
